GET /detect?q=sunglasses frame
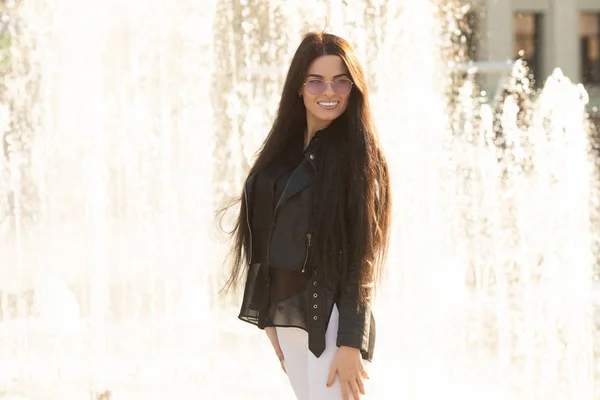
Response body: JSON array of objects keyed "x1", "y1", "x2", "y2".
[{"x1": 302, "y1": 78, "x2": 354, "y2": 95}]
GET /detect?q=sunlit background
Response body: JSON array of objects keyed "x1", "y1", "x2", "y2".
[{"x1": 1, "y1": 0, "x2": 600, "y2": 399}]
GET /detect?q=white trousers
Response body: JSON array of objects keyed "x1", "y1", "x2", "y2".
[{"x1": 276, "y1": 305, "x2": 370, "y2": 400}]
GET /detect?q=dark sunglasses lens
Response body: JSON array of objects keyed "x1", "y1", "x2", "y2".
[
  {"x1": 333, "y1": 80, "x2": 352, "y2": 94},
  {"x1": 306, "y1": 80, "x2": 325, "y2": 94}
]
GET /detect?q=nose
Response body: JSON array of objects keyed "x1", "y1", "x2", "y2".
[{"x1": 323, "y1": 82, "x2": 335, "y2": 96}]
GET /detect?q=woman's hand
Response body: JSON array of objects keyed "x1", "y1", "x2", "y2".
[
  {"x1": 327, "y1": 346, "x2": 369, "y2": 400},
  {"x1": 265, "y1": 327, "x2": 286, "y2": 374}
]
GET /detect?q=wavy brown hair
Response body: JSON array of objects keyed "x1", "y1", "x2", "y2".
[{"x1": 220, "y1": 32, "x2": 391, "y2": 308}]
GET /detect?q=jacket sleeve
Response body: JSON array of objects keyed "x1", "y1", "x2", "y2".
[
  {"x1": 336, "y1": 168, "x2": 375, "y2": 353},
  {"x1": 336, "y1": 261, "x2": 372, "y2": 351}
]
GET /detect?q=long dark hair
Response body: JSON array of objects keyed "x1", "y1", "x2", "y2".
[{"x1": 220, "y1": 32, "x2": 391, "y2": 308}]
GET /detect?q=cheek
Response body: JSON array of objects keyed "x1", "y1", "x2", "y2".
[
  {"x1": 303, "y1": 94, "x2": 317, "y2": 109},
  {"x1": 339, "y1": 96, "x2": 350, "y2": 113}
]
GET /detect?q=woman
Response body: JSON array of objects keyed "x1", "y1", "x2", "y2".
[{"x1": 221, "y1": 32, "x2": 391, "y2": 400}]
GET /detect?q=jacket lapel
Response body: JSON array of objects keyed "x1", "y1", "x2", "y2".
[{"x1": 275, "y1": 158, "x2": 312, "y2": 210}]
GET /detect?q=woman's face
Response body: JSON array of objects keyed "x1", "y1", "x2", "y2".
[{"x1": 300, "y1": 55, "x2": 352, "y2": 130}]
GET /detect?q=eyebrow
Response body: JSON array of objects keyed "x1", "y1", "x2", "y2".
[{"x1": 306, "y1": 73, "x2": 350, "y2": 79}]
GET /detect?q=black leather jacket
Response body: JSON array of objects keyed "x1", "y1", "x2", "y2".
[{"x1": 240, "y1": 136, "x2": 375, "y2": 361}]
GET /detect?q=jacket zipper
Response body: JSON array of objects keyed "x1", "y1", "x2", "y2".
[
  {"x1": 244, "y1": 183, "x2": 253, "y2": 265},
  {"x1": 301, "y1": 233, "x2": 312, "y2": 273},
  {"x1": 265, "y1": 216, "x2": 275, "y2": 267}
]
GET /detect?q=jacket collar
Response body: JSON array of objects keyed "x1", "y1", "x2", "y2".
[
  {"x1": 304, "y1": 129, "x2": 323, "y2": 153},
  {"x1": 304, "y1": 128, "x2": 324, "y2": 169}
]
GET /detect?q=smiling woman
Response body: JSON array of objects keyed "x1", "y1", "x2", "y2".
[
  {"x1": 300, "y1": 56, "x2": 353, "y2": 141},
  {"x1": 220, "y1": 32, "x2": 391, "y2": 400}
]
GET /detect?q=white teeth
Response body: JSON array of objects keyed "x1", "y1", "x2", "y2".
[{"x1": 318, "y1": 101, "x2": 338, "y2": 107}]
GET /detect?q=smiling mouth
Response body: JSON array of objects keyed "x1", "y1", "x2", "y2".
[{"x1": 317, "y1": 101, "x2": 339, "y2": 109}]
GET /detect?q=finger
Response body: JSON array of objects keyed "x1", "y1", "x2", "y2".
[
  {"x1": 280, "y1": 360, "x2": 287, "y2": 374},
  {"x1": 356, "y1": 376, "x2": 365, "y2": 395},
  {"x1": 275, "y1": 349, "x2": 284, "y2": 360},
  {"x1": 326, "y1": 366, "x2": 337, "y2": 387},
  {"x1": 341, "y1": 380, "x2": 350, "y2": 400},
  {"x1": 349, "y1": 380, "x2": 361, "y2": 400},
  {"x1": 360, "y1": 368, "x2": 369, "y2": 380}
]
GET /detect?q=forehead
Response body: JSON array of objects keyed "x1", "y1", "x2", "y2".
[{"x1": 306, "y1": 55, "x2": 348, "y2": 78}]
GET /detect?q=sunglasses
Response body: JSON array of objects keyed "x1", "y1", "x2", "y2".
[{"x1": 303, "y1": 78, "x2": 354, "y2": 95}]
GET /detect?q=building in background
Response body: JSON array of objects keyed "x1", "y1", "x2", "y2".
[{"x1": 462, "y1": 0, "x2": 600, "y2": 105}]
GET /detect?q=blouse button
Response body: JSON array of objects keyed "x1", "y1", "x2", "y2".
[
  {"x1": 313, "y1": 316, "x2": 318, "y2": 320},
  {"x1": 313, "y1": 281, "x2": 317, "y2": 286},
  {"x1": 313, "y1": 304, "x2": 318, "y2": 309},
  {"x1": 309, "y1": 154, "x2": 315, "y2": 160},
  {"x1": 313, "y1": 293, "x2": 318, "y2": 298}
]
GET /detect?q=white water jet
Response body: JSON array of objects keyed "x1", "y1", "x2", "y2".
[{"x1": 0, "y1": 0, "x2": 597, "y2": 399}]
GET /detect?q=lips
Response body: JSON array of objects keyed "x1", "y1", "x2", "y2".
[{"x1": 317, "y1": 101, "x2": 339, "y2": 109}]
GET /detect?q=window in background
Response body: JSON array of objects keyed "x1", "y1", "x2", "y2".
[
  {"x1": 580, "y1": 13, "x2": 600, "y2": 86},
  {"x1": 514, "y1": 12, "x2": 544, "y2": 86}
]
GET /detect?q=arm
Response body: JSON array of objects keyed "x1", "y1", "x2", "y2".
[
  {"x1": 336, "y1": 165, "x2": 378, "y2": 355},
  {"x1": 336, "y1": 260, "x2": 372, "y2": 354}
]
